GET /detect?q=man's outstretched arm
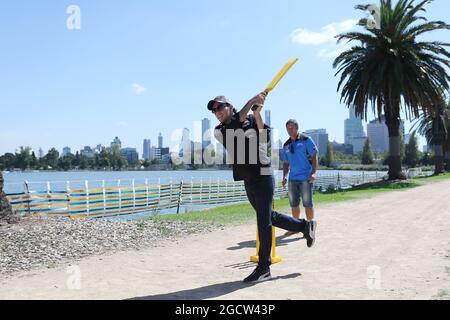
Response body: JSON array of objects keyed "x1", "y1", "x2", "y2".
[{"x1": 239, "y1": 92, "x2": 267, "y2": 123}]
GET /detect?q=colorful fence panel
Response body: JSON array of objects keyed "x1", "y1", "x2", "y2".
[{"x1": 5, "y1": 172, "x2": 388, "y2": 218}]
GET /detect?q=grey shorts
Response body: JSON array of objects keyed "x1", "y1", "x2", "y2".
[{"x1": 288, "y1": 180, "x2": 314, "y2": 209}]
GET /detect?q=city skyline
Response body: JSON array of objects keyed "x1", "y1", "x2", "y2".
[{"x1": 3, "y1": 112, "x2": 422, "y2": 161}]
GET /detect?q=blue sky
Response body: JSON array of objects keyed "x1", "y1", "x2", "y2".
[{"x1": 1, "y1": 0, "x2": 449, "y2": 156}]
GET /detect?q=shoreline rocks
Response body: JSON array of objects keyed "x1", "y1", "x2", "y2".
[{"x1": 0, "y1": 171, "x2": 20, "y2": 225}]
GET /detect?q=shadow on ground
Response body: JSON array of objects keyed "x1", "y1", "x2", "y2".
[
  {"x1": 227, "y1": 235, "x2": 304, "y2": 251},
  {"x1": 128, "y1": 273, "x2": 301, "y2": 300}
]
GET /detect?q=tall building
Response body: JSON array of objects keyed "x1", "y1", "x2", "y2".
[
  {"x1": 150, "y1": 146, "x2": 161, "y2": 161},
  {"x1": 38, "y1": 148, "x2": 44, "y2": 159},
  {"x1": 143, "y1": 139, "x2": 151, "y2": 160},
  {"x1": 265, "y1": 110, "x2": 274, "y2": 152},
  {"x1": 161, "y1": 153, "x2": 171, "y2": 164},
  {"x1": 80, "y1": 146, "x2": 94, "y2": 158},
  {"x1": 331, "y1": 141, "x2": 354, "y2": 155},
  {"x1": 158, "y1": 133, "x2": 163, "y2": 149},
  {"x1": 344, "y1": 106, "x2": 366, "y2": 154},
  {"x1": 160, "y1": 147, "x2": 170, "y2": 158},
  {"x1": 351, "y1": 137, "x2": 368, "y2": 154},
  {"x1": 304, "y1": 129, "x2": 329, "y2": 157},
  {"x1": 344, "y1": 106, "x2": 366, "y2": 144},
  {"x1": 94, "y1": 144, "x2": 104, "y2": 154},
  {"x1": 367, "y1": 118, "x2": 389, "y2": 153},
  {"x1": 62, "y1": 147, "x2": 71, "y2": 156},
  {"x1": 367, "y1": 115, "x2": 405, "y2": 153},
  {"x1": 111, "y1": 136, "x2": 122, "y2": 149},
  {"x1": 180, "y1": 128, "x2": 191, "y2": 157},
  {"x1": 149, "y1": 145, "x2": 170, "y2": 162},
  {"x1": 121, "y1": 148, "x2": 139, "y2": 165},
  {"x1": 265, "y1": 110, "x2": 271, "y2": 127},
  {"x1": 201, "y1": 118, "x2": 211, "y2": 150}
]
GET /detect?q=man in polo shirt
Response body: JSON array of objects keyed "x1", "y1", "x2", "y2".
[
  {"x1": 208, "y1": 94, "x2": 317, "y2": 283},
  {"x1": 282, "y1": 119, "x2": 318, "y2": 236}
]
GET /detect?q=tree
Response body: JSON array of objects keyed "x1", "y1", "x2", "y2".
[
  {"x1": 421, "y1": 152, "x2": 432, "y2": 166},
  {"x1": 404, "y1": 132, "x2": 420, "y2": 168},
  {"x1": 73, "y1": 151, "x2": 81, "y2": 168},
  {"x1": 0, "y1": 153, "x2": 16, "y2": 170},
  {"x1": 142, "y1": 160, "x2": 151, "y2": 168},
  {"x1": 44, "y1": 148, "x2": 60, "y2": 169},
  {"x1": 361, "y1": 138, "x2": 374, "y2": 165},
  {"x1": 400, "y1": 134, "x2": 405, "y2": 164},
  {"x1": 15, "y1": 146, "x2": 32, "y2": 171},
  {"x1": 333, "y1": 0, "x2": 450, "y2": 180},
  {"x1": 79, "y1": 155, "x2": 89, "y2": 170},
  {"x1": 413, "y1": 96, "x2": 449, "y2": 174},
  {"x1": 323, "y1": 142, "x2": 334, "y2": 168},
  {"x1": 117, "y1": 156, "x2": 127, "y2": 170},
  {"x1": 109, "y1": 145, "x2": 127, "y2": 170},
  {"x1": 57, "y1": 153, "x2": 75, "y2": 171},
  {"x1": 97, "y1": 149, "x2": 110, "y2": 169},
  {"x1": 30, "y1": 151, "x2": 38, "y2": 169},
  {"x1": 445, "y1": 100, "x2": 450, "y2": 171}
]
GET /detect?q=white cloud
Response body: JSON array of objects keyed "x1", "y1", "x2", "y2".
[
  {"x1": 131, "y1": 83, "x2": 147, "y2": 95},
  {"x1": 317, "y1": 44, "x2": 352, "y2": 59},
  {"x1": 290, "y1": 19, "x2": 358, "y2": 45},
  {"x1": 291, "y1": 19, "x2": 358, "y2": 59}
]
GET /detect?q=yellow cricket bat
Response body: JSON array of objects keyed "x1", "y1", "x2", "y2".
[
  {"x1": 252, "y1": 58, "x2": 299, "y2": 110},
  {"x1": 265, "y1": 57, "x2": 299, "y2": 93}
]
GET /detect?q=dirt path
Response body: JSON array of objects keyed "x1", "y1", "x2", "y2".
[{"x1": 1, "y1": 180, "x2": 449, "y2": 300}]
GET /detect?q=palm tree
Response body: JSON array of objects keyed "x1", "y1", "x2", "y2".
[
  {"x1": 444, "y1": 100, "x2": 450, "y2": 171},
  {"x1": 333, "y1": 0, "x2": 450, "y2": 180},
  {"x1": 412, "y1": 96, "x2": 449, "y2": 174}
]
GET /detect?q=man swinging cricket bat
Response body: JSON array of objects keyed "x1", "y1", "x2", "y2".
[{"x1": 207, "y1": 58, "x2": 317, "y2": 283}]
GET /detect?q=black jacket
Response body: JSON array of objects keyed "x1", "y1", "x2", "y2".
[{"x1": 214, "y1": 112, "x2": 272, "y2": 181}]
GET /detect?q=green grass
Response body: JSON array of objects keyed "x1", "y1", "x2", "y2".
[
  {"x1": 146, "y1": 180, "x2": 420, "y2": 226},
  {"x1": 414, "y1": 172, "x2": 450, "y2": 182},
  {"x1": 434, "y1": 289, "x2": 450, "y2": 300}
]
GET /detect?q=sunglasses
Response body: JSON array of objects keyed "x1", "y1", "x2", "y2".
[{"x1": 211, "y1": 103, "x2": 228, "y2": 114}]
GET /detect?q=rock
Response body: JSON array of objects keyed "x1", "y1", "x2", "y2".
[{"x1": 0, "y1": 171, "x2": 20, "y2": 225}]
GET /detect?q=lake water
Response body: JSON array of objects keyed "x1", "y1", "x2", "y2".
[{"x1": 2, "y1": 169, "x2": 383, "y2": 194}]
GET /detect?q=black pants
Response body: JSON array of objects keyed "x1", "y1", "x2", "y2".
[{"x1": 244, "y1": 176, "x2": 308, "y2": 269}]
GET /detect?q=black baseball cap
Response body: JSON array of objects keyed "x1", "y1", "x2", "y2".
[{"x1": 207, "y1": 96, "x2": 233, "y2": 111}]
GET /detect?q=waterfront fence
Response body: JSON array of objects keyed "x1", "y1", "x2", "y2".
[{"x1": 5, "y1": 172, "x2": 388, "y2": 218}]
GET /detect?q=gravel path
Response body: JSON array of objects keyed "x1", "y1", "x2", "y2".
[
  {"x1": 1, "y1": 179, "x2": 449, "y2": 300},
  {"x1": 0, "y1": 217, "x2": 218, "y2": 276}
]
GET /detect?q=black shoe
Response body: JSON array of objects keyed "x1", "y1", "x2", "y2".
[
  {"x1": 304, "y1": 220, "x2": 317, "y2": 248},
  {"x1": 243, "y1": 266, "x2": 271, "y2": 283}
]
